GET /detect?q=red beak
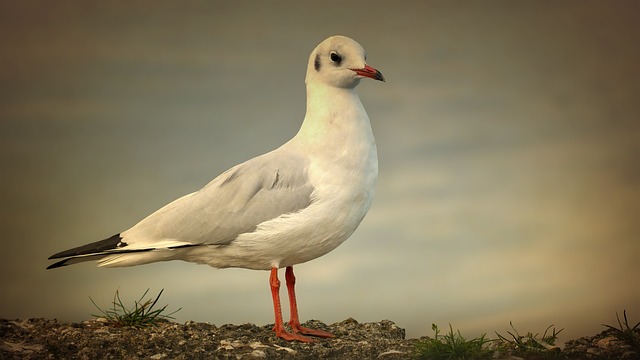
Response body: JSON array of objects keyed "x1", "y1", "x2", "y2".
[{"x1": 351, "y1": 64, "x2": 385, "y2": 82}]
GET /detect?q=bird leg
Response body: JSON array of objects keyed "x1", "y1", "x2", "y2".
[
  {"x1": 269, "y1": 267, "x2": 315, "y2": 342},
  {"x1": 284, "y1": 266, "x2": 335, "y2": 338}
]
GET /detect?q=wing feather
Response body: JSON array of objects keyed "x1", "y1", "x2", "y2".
[{"x1": 120, "y1": 148, "x2": 314, "y2": 248}]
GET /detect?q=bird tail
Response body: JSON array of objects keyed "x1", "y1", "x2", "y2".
[
  {"x1": 47, "y1": 234, "x2": 154, "y2": 269},
  {"x1": 47, "y1": 234, "x2": 197, "y2": 269},
  {"x1": 47, "y1": 253, "x2": 112, "y2": 269},
  {"x1": 47, "y1": 234, "x2": 123, "y2": 269}
]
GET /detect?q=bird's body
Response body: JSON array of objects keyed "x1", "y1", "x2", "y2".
[{"x1": 48, "y1": 35, "x2": 384, "y2": 342}]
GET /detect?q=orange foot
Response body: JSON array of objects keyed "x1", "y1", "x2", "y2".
[
  {"x1": 290, "y1": 322, "x2": 335, "y2": 339},
  {"x1": 273, "y1": 324, "x2": 317, "y2": 343},
  {"x1": 272, "y1": 323, "x2": 335, "y2": 342}
]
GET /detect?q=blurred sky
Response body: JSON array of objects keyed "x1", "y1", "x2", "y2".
[{"x1": 1, "y1": 0, "x2": 639, "y2": 342}]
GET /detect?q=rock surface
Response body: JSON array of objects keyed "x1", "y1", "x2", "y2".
[
  {"x1": 0, "y1": 318, "x2": 416, "y2": 360},
  {"x1": 563, "y1": 329, "x2": 639, "y2": 360},
  {"x1": 1, "y1": 317, "x2": 638, "y2": 359}
]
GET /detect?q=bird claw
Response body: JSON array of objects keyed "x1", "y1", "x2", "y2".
[
  {"x1": 273, "y1": 324, "x2": 335, "y2": 342},
  {"x1": 274, "y1": 327, "x2": 317, "y2": 342},
  {"x1": 278, "y1": 332, "x2": 317, "y2": 342},
  {"x1": 292, "y1": 325, "x2": 335, "y2": 338}
]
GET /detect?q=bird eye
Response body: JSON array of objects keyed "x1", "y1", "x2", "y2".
[{"x1": 330, "y1": 52, "x2": 342, "y2": 64}]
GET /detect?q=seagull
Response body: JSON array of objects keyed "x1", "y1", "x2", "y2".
[{"x1": 47, "y1": 35, "x2": 384, "y2": 342}]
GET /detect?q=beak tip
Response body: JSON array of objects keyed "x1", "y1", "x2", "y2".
[{"x1": 353, "y1": 65, "x2": 385, "y2": 82}]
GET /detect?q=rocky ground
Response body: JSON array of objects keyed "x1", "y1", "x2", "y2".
[{"x1": 1, "y1": 317, "x2": 638, "y2": 359}]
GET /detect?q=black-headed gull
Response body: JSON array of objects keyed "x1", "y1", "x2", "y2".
[{"x1": 48, "y1": 35, "x2": 384, "y2": 342}]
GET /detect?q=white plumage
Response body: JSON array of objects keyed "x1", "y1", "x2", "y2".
[{"x1": 48, "y1": 35, "x2": 384, "y2": 342}]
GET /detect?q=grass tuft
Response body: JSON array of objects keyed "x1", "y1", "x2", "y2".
[
  {"x1": 90, "y1": 288, "x2": 181, "y2": 328},
  {"x1": 415, "y1": 323, "x2": 493, "y2": 360},
  {"x1": 493, "y1": 322, "x2": 563, "y2": 359},
  {"x1": 602, "y1": 310, "x2": 640, "y2": 350}
]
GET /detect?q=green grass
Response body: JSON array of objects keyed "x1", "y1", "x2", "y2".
[
  {"x1": 415, "y1": 322, "x2": 564, "y2": 360},
  {"x1": 494, "y1": 322, "x2": 563, "y2": 358},
  {"x1": 415, "y1": 323, "x2": 493, "y2": 360},
  {"x1": 90, "y1": 288, "x2": 181, "y2": 328},
  {"x1": 602, "y1": 310, "x2": 640, "y2": 350}
]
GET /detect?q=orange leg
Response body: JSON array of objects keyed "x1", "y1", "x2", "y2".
[
  {"x1": 269, "y1": 267, "x2": 315, "y2": 342},
  {"x1": 285, "y1": 266, "x2": 335, "y2": 338}
]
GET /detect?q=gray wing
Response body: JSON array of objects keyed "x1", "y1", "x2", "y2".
[{"x1": 121, "y1": 148, "x2": 314, "y2": 248}]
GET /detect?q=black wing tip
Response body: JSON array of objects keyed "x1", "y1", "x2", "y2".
[
  {"x1": 48, "y1": 252, "x2": 66, "y2": 260},
  {"x1": 47, "y1": 234, "x2": 124, "y2": 269},
  {"x1": 46, "y1": 259, "x2": 70, "y2": 270},
  {"x1": 48, "y1": 234, "x2": 123, "y2": 260},
  {"x1": 46, "y1": 234, "x2": 198, "y2": 270}
]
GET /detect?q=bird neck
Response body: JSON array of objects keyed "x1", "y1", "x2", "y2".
[{"x1": 295, "y1": 82, "x2": 371, "y2": 147}]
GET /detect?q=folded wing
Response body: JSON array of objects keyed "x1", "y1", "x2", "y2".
[{"x1": 47, "y1": 148, "x2": 314, "y2": 268}]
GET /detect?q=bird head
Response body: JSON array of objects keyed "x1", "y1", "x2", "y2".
[{"x1": 306, "y1": 35, "x2": 385, "y2": 89}]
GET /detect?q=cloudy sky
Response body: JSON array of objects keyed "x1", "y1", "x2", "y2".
[{"x1": 1, "y1": 1, "x2": 639, "y2": 342}]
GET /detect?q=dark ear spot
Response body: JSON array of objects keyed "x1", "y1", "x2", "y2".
[{"x1": 314, "y1": 54, "x2": 321, "y2": 71}]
